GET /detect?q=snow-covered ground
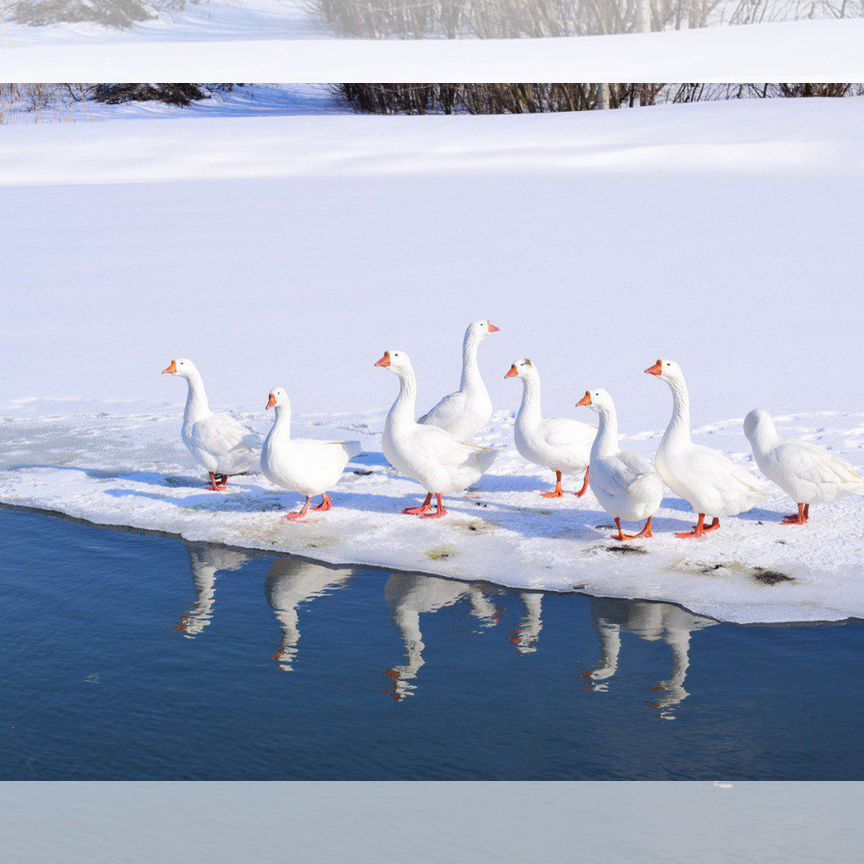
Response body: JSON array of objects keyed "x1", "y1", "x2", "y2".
[
  {"x1": 1, "y1": 96, "x2": 863, "y2": 624},
  {"x1": 1, "y1": 18, "x2": 863, "y2": 80}
]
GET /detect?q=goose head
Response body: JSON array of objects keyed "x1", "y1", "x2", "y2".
[
  {"x1": 266, "y1": 387, "x2": 289, "y2": 411},
  {"x1": 468, "y1": 320, "x2": 501, "y2": 342},
  {"x1": 743, "y1": 408, "x2": 777, "y2": 446},
  {"x1": 504, "y1": 358, "x2": 537, "y2": 382},
  {"x1": 375, "y1": 350, "x2": 412, "y2": 375},
  {"x1": 161, "y1": 358, "x2": 198, "y2": 378},
  {"x1": 577, "y1": 388, "x2": 614, "y2": 414},
  {"x1": 644, "y1": 358, "x2": 684, "y2": 384}
]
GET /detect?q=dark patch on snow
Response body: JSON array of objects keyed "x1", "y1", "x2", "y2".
[
  {"x1": 701, "y1": 564, "x2": 724, "y2": 573},
  {"x1": 425, "y1": 546, "x2": 456, "y2": 561},
  {"x1": 606, "y1": 544, "x2": 648, "y2": 555},
  {"x1": 752, "y1": 567, "x2": 794, "y2": 585},
  {"x1": 352, "y1": 469, "x2": 373, "y2": 476}
]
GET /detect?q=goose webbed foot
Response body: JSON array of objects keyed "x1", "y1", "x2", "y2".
[
  {"x1": 418, "y1": 494, "x2": 448, "y2": 519},
  {"x1": 541, "y1": 471, "x2": 564, "y2": 498},
  {"x1": 312, "y1": 493, "x2": 333, "y2": 512},
  {"x1": 675, "y1": 514, "x2": 719, "y2": 539},
  {"x1": 207, "y1": 472, "x2": 227, "y2": 492},
  {"x1": 782, "y1": 503, "x2": 808, "y2": 525},
  {"x1": 611, "y1": 516, "x2": 654, "y2": 541},
  {"x1": 284, "y1": 497, "x2": 311, "y2": 522},
  {"x1": 404, "y1": 493, "x2": 433, "y2": 515}
]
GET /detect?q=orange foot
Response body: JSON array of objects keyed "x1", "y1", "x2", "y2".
[
  {"x1": 676, "y1": 514, "x2": 719, "y2": 539},
  {"x1": 783, "y1": 503, "x2": 808, "y2": 525},
  {"x1": 404, "y1": 493, "x2": 433, "y2": 515},
  {"x1": 312, "y1": 494, "x2": 333, "y2": 512},
  {"x1": 542, "y1": 470, "x2": 564, "y2": 498},
  {"x1": 419, "y1": 507, "x2": 448, "y2": 520},
  {"x1": 575, "y1": 467, "x2": 591, "y2": 498},
  {"x1": 419, "y1": 495, "x2": 447, "y2": 519},
  {"x1": 612, "y1": 516, "x2": 654, "y2": 541}
]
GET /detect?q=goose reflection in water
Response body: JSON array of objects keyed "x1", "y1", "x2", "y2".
[
  {"x1": 177, "y1": 544, "x2": 252, "y2": 638},
  {"x1": 384, "y1": 573, "x2": 499, "y2": 702},
  {"x1": 584, "y1": 597, "x2": 716, "y2": 719},
  {"x1": 510, "y1": 592, "x2": 544, "y2": 654},
  {"x1": 265, "y1": 558, "x2": 354, "y2": 671}
]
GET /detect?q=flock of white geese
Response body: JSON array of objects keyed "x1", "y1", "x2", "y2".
[{"x1": 163, "y1": 319, "x2": 864, "y2": 541}]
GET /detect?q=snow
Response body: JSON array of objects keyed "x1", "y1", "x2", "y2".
[
  {"x1": 1, "y1": 18, "x2": 863, "y2": 80},
  {"x1": 1, "y1": 96, "x2": 864, "y2": 624}
]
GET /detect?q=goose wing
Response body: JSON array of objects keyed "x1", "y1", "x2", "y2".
[
  {"x1": 775, "y1": 441, "x2": 864, "y2": 489},
  {"x1": 689, "y1": 444, "x2": 769, "y2": 496},
  {"x1": 595, "y1": 451, "x2": 654, "y2": 498},
  {"x1": 291, "y1": 440, "x2": 359, "y2": 474},
  {"x1": 419, "y1": 391, "x2": 465, "y2": 428},
  {"x1": 412, "y1": 424, "x2": 497, "y2": 470},
  {"x1": 541, "y1": 417, "x2": 595, "y2": 450},
  {"x1": 193, "y1": 412, "x2": 259, "y2": 457}
]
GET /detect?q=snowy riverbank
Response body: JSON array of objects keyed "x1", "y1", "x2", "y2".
[{"x1": 1, "y1": 97, "x2": 863, "y2": 623}]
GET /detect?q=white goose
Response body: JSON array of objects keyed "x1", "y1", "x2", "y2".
[
  {"x1": 744, "y1": 408, "x2": 864, "y2": 525},
  {"x1": 261, "y1": 387, "x2": 360, "y2": 521},
  {"x1": 577, "y1": 388, "x2": 663, "y2": 541},
  {"x1": 162, "y1": 358, "x2": 260, "y2": 491},
  {"x1": 419, "y1": 319, "x2": 500, "y2": 439},
  {"x1": 375, "y1": 350, "x2": 498, "y2": 519},
  {"x1": 646, "y1": 358, "x2": 770, "y2": 539},
  {"x1": 506, "y1": 358, "x2": 593, "y2": 497}
]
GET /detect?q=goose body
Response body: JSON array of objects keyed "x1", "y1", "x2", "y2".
[
  {"x1": 646, "y1": 359, "x2": 769, "y2": 538},
  {"x1": 578, "y1": 389, "x2": 662, "y2": 539},
  {"x1": 744, "y1": 408, "x2": 864, "y2": 524},
  {"x1": 162, "y1": 358, "x2": 260, "y2": 490},
  {"x1": 376, "y1": 350, "x2": 498, "y2": 518},
  {"x1": 261, "y1": 387, "x2": 360, "y2": 519},
  {"x1": 419, "y1": 320, "x2": 499, "y2": 440},
  {"x1": 506, "y1": 358, "x2": 593, "y2": 497}
]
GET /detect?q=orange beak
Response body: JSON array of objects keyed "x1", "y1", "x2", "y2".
[
  {"x1": 488, "y1": 322, "x2": 501, "y2": 333},
  {"x1": 577, "y1": 391, "x2": 592, "y2": 407},
  {"x1": 266, "y1": 394, "x2": 277, "y2": 410},
  {"x1": 375, "y1": 352, "x2": 391, "y2": 368},
  {"x1": 645, "y1": 360, "x2": 663, "y2": 377},
  {"x1": 505, "y1": 364, "x2": 518, "y2": 379},
  {"x1": 162, "y1": 360, "x2": 177, "y2": 375}
]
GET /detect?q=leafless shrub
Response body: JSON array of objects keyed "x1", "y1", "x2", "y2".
[
  {"x1": 6, "y1": 0, "x2": 155, "y2": 27},
  {"x1": 310, "y1": 0, "x2": 862, "y2": 38},
  {"x1": 335, "y1": 82, "x2": 864, "y2": 114}
]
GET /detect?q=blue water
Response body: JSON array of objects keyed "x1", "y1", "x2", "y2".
[{"x1": 1, "y1": 506, "x2": 861, "y2": 780}]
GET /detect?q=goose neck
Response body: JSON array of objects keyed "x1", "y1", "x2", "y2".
[
  {"x1": 517, "y1": 374, "x2": 542, "y2": 426},
  {"x1": 183, "y1": 371, "x2": 211, "y2": 424},
  {"x1": 664, "y1": 377, "x2": 692, "y2": 444},
  {"x1": 459, "y1": 332, "x2": 484, "y2": 393},
  {"x1": 592, "y1": 406, "x2": 619, "y2": 459},
  {"x1": 389, "y1": 367, "x2": 418, "y2": 429},
  {"x1": 269, "y1": 404, "x2": 293, "y2": 441}
]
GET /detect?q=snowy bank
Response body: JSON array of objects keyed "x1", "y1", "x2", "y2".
[
  {"x1": 1, "y1": 98, "x2": 863, "y2": 623},
  {"x1": 1, "y1": 409, "x2": 863, "y2": 625},
  {"x1": 1, "y1": 19, "x2": 863, "y2": 80}
]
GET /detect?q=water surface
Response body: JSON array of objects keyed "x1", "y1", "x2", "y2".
[{"x1": 1, "y1": 507, "x2": 861, "y2": 780}]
